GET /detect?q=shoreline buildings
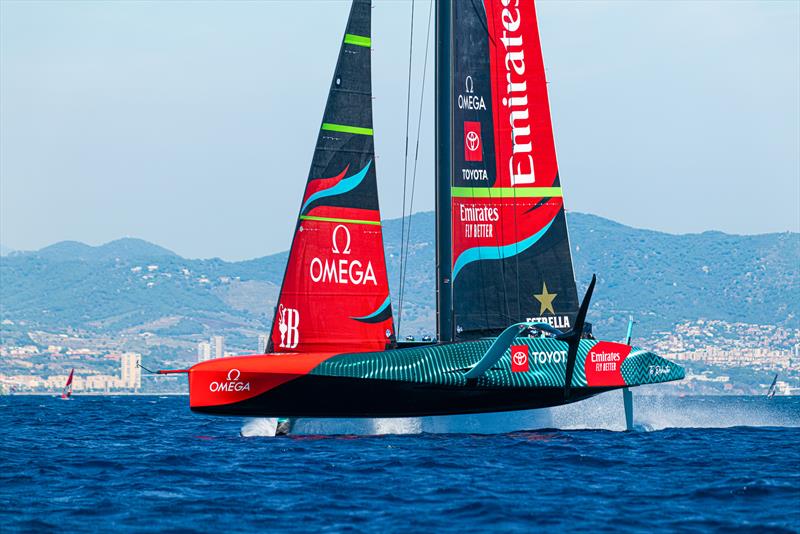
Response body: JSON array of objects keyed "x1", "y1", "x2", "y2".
[{"x1": 1, "y1": 352, "x2": 142, "y2": 393}]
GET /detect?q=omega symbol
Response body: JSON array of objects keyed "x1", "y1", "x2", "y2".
[{"x1": 331, "y1": 225, "x2": 352, "y2": 255}]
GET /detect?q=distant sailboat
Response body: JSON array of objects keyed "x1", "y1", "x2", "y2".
[
  {"x1": 767, "y1": 374, "x2": 778, "y2": 398},
  {"x1": 61, "y1": 369, "x2": 74, "y2": 400}
]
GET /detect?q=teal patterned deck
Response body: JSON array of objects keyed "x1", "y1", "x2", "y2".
[{"x1": 310, "y1": 338, "x2": 684, "y2": 388}]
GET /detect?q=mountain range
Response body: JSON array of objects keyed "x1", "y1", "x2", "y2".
[{"x1": 1, "y1": 212, "x2": 797, "y2": 351}]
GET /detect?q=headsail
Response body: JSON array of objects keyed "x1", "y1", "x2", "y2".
[
  {"x1": 269, "y1": 0, "x2": 394, "y2": 353},
  {"x1": 61, "y1": 368, "x2": 74, "y2": 399},
  {"x1": 448, "y1": 0, "x2": 579, "y2": 340}
]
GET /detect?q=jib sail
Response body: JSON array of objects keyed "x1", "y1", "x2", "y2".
[
  {"x1": 449, "y1": 0, "x2": 579, "y2": 339},
  {"x1": 268, "y1": 0, "x2": 394, "y2": 353}
]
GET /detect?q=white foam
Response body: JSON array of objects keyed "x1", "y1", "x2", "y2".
[
  {"x1": 549, "y1": 391, "x2": 800, "y2": 431},
  {"x1": 370, "y1": 418, "x2": 422, "y2": 435},
  {"x1": 238, "y1": 395, "x2": 798, "y2": 436},
  {"x1": 240, "y1": 417, "x2": 278, "y2": 437}
]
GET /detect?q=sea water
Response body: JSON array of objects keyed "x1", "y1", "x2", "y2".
[{"x1": 1, "y1": 395, "x2": 798, "y2": 532}]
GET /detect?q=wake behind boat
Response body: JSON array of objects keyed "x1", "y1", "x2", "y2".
[{"x1": 162, "y1": 0, "x2": 684, "y2": 422}]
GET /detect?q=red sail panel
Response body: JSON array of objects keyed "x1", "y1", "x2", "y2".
[
  {"x1": 486, "y1": 0, "x2": 558, "y2": 190},
  {"x1": 269, "y1": 0, "x2": 394, "y2": 353},
  {"x1": 271, "y1": 215, "x2": 393, "y2": 353},
  {"x1": 61, "y1": 368, "x2": 74, "y2": 398},
  {"x1": 450, "y1": 0, "x2": 578, "y2": 338}
]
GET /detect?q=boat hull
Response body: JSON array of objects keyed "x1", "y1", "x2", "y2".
[
  {"x1": 192, "y1": 374, "x2": 615, "y2": 417},
  {"x1": 185, "y1": 338, "x2": 684, "y2": 418}
]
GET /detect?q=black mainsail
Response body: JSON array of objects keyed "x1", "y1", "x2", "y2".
[{"x1": 440, "y1": 0, "x2": 579, "y2": 341}]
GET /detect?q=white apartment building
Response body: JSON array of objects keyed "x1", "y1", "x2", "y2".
[
  {"x1": 197, "y1": 341, "x2": 212, "y2": 362},
  {"x1": 212, "y1": 336, "x2": 224, "y2": 359}
]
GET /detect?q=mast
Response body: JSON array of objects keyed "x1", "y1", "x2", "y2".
[{"x1": 435, "y1": 0, "x2": 453, "y2": 343}]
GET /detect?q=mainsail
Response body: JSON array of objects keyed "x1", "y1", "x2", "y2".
[
  {"x1": 269, "y1": 0, "x2": 394, "y2": 353},
  {"x1": 448, "y1": 0, "x2": 579, "y2": 340}
]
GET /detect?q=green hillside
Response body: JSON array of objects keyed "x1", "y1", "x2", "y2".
[{"x1": 1, "y1": 213, "x2": 797, "y2": 348}]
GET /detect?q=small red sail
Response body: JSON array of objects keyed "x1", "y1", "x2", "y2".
[
  {"x1": 61, "y1": 368, "x2": 74, "y2": 399},
  {"x1": 269, "y1": 0, "x2": 394, "y2": 354}
]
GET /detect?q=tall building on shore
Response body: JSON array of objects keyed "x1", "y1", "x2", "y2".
[
  {"x1": 257, "y1": 334, "x2": 269, "y2": 354},
  {"x1": 212, "y1": 336, "x2": 224, "y2": 359},
  {"x1": 197, "y1": 341, "x2": 212, "y2": 362},
  {"x1": 120, "y1": 352, "x2": 141, "y2": 391}
]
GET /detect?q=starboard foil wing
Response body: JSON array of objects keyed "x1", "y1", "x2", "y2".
[
  {"x1": 269, "y1": 0, "x2": 394, "y2": 354},
  {"x1": 449, "y1": 0, "x2": 579, "y2": 340}
]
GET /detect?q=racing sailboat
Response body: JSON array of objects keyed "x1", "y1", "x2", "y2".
[
  {"x1": 162, "y1": 0, "x2": 684, "y2": 417},
  {"x1": 61, "y1": 368, "x2": 74, "y2": 400}
]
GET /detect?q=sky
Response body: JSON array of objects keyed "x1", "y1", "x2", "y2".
[{"x1": 1, "y1": 0, "x2": 798, "y2": 260}]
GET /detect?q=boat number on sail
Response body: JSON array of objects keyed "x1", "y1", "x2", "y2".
[
  {"x1": 209, "y1": 368, "x2": 251, "y2": 393},
  {"x1": 278, "y1": 304, "x2": 300, "y2": 349},
  {"x1": 309, "y1": 224, "x2": 377, "y2": 286},
  {"x1": 511, "y1": 345, "x2": 529, "y2": 372}
]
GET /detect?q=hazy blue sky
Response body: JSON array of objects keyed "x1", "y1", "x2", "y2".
[{"x1": 1, "y1": 0, "x2": 798, "y2": 260}]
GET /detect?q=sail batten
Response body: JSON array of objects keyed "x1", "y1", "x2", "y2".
[
  {"x1": 321, "y1": 123, "x2": 374, "y2": 136},
  {"x1": 269, "y1": 0, "x2": 394, "y2": 354}
]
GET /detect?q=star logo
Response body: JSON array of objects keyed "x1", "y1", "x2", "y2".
[{"x1": 534, "y1": 282, "x2": 557, "y2": 315}]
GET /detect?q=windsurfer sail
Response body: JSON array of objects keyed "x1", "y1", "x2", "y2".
[
  {"x1": 165, "y1": 0, "x2": 685, "y2": 420},
  {"x1": 767, "y1": 374, "x2": 778, "y2": 398},
  {"x1": 61, "y1": 368, "x2": 74, "y2": 400}
]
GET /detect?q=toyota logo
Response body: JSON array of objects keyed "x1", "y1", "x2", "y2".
[
  {"x1": 512, "y1": 351, "x2": 527, "y2": 366},
  {"x1": 227, "y1": 368, "x2": 241, "y2": 381},
  {"x1": 466, "y1": 131, "x2": 480, "y2": 152}
]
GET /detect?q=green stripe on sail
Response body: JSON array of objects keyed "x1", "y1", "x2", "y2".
[
  {"x1": 451, "y1": 186, "x2": 563, "y2": 198},
  {"x1": 321, "y1": 123, "x2": 373, "y2": 136},
  {"x1": 300, "y1": 215, "x2": 381, "y2": 226},
  {"x1": 344, "y1": 34, "x2": 371, "y2": 47}
]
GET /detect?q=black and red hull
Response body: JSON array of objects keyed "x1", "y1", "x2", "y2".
[
  {"x1": 192, "y1": 373, "x2": 614, "y2": 418},
  {"x1": 183, "y1": 338, "x2": 684, "y2": 418}
]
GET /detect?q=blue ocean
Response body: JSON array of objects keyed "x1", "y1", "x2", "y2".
[{"x1": 1, "y1": 395, "x2": 798, "y2": 532}]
